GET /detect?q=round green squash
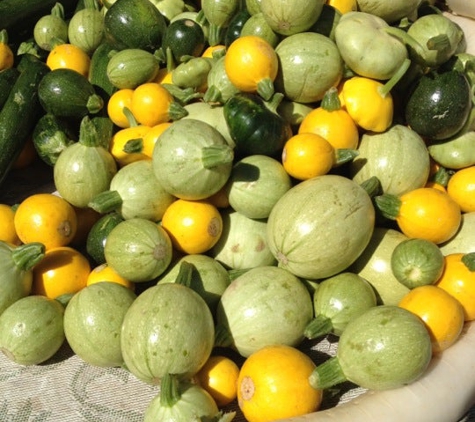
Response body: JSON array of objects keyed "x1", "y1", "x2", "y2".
[
  {"x1": 350, "y1": 227, "x2": 411, "y2": 305},
  {"x1": 156, "y1": 254, "x2": 230, "y2": 315},
  {"x1": 274, "y1": 31, "x2": 343, "y2": 103},
  {"x1": 152, "y1": 118, "x2": 234, "y2": 200},
  {"x1": 349, "y1": 124, "x2": 430, "y2": 197},
  {"x1": 215, "y1": 265, "x2": 313, "y2": 357},
  {"x1": 440, "y1": 211, "x2": 475, "y2": 255},
  {"x1": 209, "y1": 209, "x2": 277, "y2": 270},
  {"x1": 225, "y1": 154, "x2": 292, "y2": 219},
  {"x1": 266, "y1": 174, "x2": 375, "y2": 280},
  {"x1": 63, "y1": 282, "x2": 136, "y2": 367},
  {"x1": 121, "y1": 283, "x2": 215, "y2": 384},
  {"x1": 259, "y1": 0, "x2": 325, "y2": 36},
  {"x1": 104, "y1": 218, "x2": 173, "y2": 283},
  {"x1": 0, "y1": 295, "x2": 65, "y2": 366}
]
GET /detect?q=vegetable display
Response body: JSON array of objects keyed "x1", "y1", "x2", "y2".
[{"x1": 1, "y1": 1, "x2": 475, "y2": 422}]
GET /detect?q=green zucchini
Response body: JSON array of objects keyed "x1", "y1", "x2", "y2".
[
  {"x1": 0, "y1": 54, "x2": 50, "y2": 187},
  {"x1": 0, "y1": 68, "x2": 20, "y2": 110},
  {"x1": 405, "y1": 69, "x2": 472, "y2": 141},
  {"x1": 38, "y1": 68, "x2": 104, "y2": 119},
  {"x1": 104, "y1": 0, "x2": 167, "y2": 51},
  {"x1": 32, "y1": 114, "x2": 77, "y2": 167},
  {"x1": 161, "y1": 18, "x2": 206, "y2": 68},
  {"x1": 88, "y1": 41, "x2": 118, "y2": 99}
]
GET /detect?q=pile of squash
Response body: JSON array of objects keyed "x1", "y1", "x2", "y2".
[{"x1": 1, "y1": 0, "x2": 475, "y2": 421}]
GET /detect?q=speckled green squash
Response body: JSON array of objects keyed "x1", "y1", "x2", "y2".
[
  {"x1": 120, "y1": 283, "x2": 215, "y2": 384},
  {"x1": 63, "y1": 282, "x2": 136, "y2": 368}
]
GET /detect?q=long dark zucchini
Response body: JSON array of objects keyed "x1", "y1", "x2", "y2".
[
  {"x1": 0, "y1": 68, "x2": 20, "y2": 109},
  {"x1": 0, "y1": 54, "x2": 50, "y2": 187}
]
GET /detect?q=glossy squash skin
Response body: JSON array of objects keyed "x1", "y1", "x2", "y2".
[{"x1": 267, "y1": 174, "x2": 375, "y2": 280}]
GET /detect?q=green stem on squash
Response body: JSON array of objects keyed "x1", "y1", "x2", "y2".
[
  {"x1": 360, "y1": 176, "x2": 382, "y2": 198},
  {"x1": 321, "y1": 87, "x2": 342, "y2": 112},
  {"x1": 304, "y1": 314, "x2": 334, "y2": 340},
  {"x1": 379, "y1": 58, "x2": 412, "y2": 98},
  {"x1": 123, "y1": 138, "x2": 144, "y2": 154},
  {"x1": 201, "y1": 145, "x2": 234, "y2": 169},
  {"x1": 334, "y1": 149, "x2": 359, "y2": 167},
  {"x1": 11, "y1": 242, "x2": 45, "y2": 271},
  {"x1": 308, "y1": 356, "x2": 347, "y2": 390},
  {"x1": 51, "y1": 2, "x2": 65, "y2": 19},
  {"x1": 78, "y1": 116, "x2": 102, "y2": 147},
  {"x1": 462, "y1": 253, "x2": 475, "y2": 272},
  {"x1": 160, "y1": 373, "x2": 181, "y2": 408},
  {"x1": 86, "y1": 93, "x2": 104, "y2": 115},
  {"x1": 208, "y1": 24, "x2": 223, "y2": 47},
  {"x1": 374, "y1": 193, "x2": 402, "y2": 220},
  {"x1": 264, "y1": 92, "x2": 285, "y2": 115},
  {"x1": 0, "y1": 29, "x2": 8, "y2": 44},
  {"x1": 175, "y1": 261, "x2": 195, "y2": 288},
  {"x1": 257, "y1": 77, "x2": 275, "y2": 102},
  {"x1": 88, "y1": 190, "x2": 123, "y2": 214},
  {"x1": 122, "y1": 107, "x2": 139, "y2": 128},
  {"x1": 168, "y1": 101, "x2": 189, "y2": 121},
  {"x1": 161, "y1": 83, "x2": 203, "y2": 105},
  {"x1": 431, "y1": 166, "x2": 452, "y2": 187},
  {"x1": 203, "y1": 85, "x2": 223, "y2": 104},
  {"x1": 426, "y1": 34, "x2": 450, "y2": 52}
]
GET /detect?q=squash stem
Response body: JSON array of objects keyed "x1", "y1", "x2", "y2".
[
  {"x1": 201, "y1": 145, "x2": 234, "y2": 169},
  {"x1": 88, "y1": 190, "x2": 123, "y2": 214},
  {"x1": 11, "y1": 242, "x2": 45, "y2": 271},
  {"x1": 168, "y1": 101, "x2": 189, "y2": 121},
  {"x1": 308, "y1": 356, "x2": 347, "y2": 390},
  {"x1": 86, "y1": 93, "x2": 104, "y2": 115},
  {"x1": 334, "y1": 149, "x2": 359, "y2": 167},
  {"x1": 427, "y1": 34, "x2": 450, "y2": 52},
  {"x1": 257, "y1": 78, "x2": 275, "y2": 102},
  {"x1": 122, "y1": 107, "x2": 139, "y2": 128},
  {"x1": 78, "y1": 116, "x2": 101, "y2": 148},
  {"x1": 203, "y1": 85, "x2": 224, "y2": 105},
  {"x1": 304, "y1": 315, "x2": 334, "y2": 339},
  {"x1": 379, "y1": 58, "x2": 411, "y2": 98},
  {"x1": 175, "y1": 261, "x2": 195, "y2": 288},
  {"x1": 51, "y1": 2, "x2": 65, "y2": 19},
  {"x1": 321, "y1": 87, "x2": 342, "y2": 112},
  {"x1": 208, "y1": 24, "x2": 223, "y2": 47},
  {"x1": 264, "y1": 92, "x2": 285, "y2": 114},
  {"x1": 0, "y1": 29, "x2": 8, "y2": 44},
  {"x1": 160, "y1": 373, "x2": 181, "y2": 408},
  {"x1": 374, "y1": 193, "x2": 402, "y2": 220},
  {"x1": 123, "y1": 138, "x2": 144, "y2": 154},
  {"x1": 462, "y1": 253, "x2": 475, "y2": 272},
  {"x1": 360, "y1": 176, "x2": 382, "y2": 198},
  {"x1": 162, "y1": 84, "x2": 203, "y2": 105}
]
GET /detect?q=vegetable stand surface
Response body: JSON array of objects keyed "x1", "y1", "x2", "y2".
[{"x1": 2, "y1": 2, "x2": 475, "y2": 422}]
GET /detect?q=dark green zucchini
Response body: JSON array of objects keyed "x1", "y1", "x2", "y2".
[
  {"x1": 89, "y1": 41, "x2": 118, "y2": 99},
  {"x1": 162, "y1": 18, "x2": 206, "y2": 66},
  {"x1": 104, "y1": 0, "x2": 167, "y2": 51},
  {"x1": 86, "y1": 212, "x2": 125, "y2": 265},
  {"x1": 38, "y1": 68, "x2": 104, "y2": 119},
  {"x1": 32, "y1": 114, "x2": 77, "y2": 167},
  {"x1": 0, "y1": 54, "x2": 50, "y2": 187},
  {"x1": 0, "y1": 68, "x2": 20, "y2": 109},
  {"x1": 224, "y1": 7, "x2": 251, "y2": 48},
  {"x1": 223, "y1": 92, "x2": 292, "y2": 158},
  {"x1": 405, "y1": 69, "x2": 472, "y2": 141}
]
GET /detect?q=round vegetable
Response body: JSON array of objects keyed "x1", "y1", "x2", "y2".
[
  {"x1": 267, "y1": 174, "x2": 375, "y2": 280},
  {"x1": 391, "y1": 238, "x2": 445, "y2": 289},
  {"x1": 309, "y1": 305, "x2": 433, "y2": 390},
  {"x1": 237, "y1": 344, "x2": 323, "y2": 422},
  {"x1": 104, "y1": 218, "x2": 173, "y2": 283},
  {"x1": 121, "y1": 283, "x2": 215, "y2": 383},
  {"x1": 64, "y1": 282, "x2": 136, "y2": 367},
  {"x1": 0, "y1": 295, "x2": 65, "y2": 366},
  {"x1": 215, "y1": 266, "x2": 313, "y2": 357}
]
